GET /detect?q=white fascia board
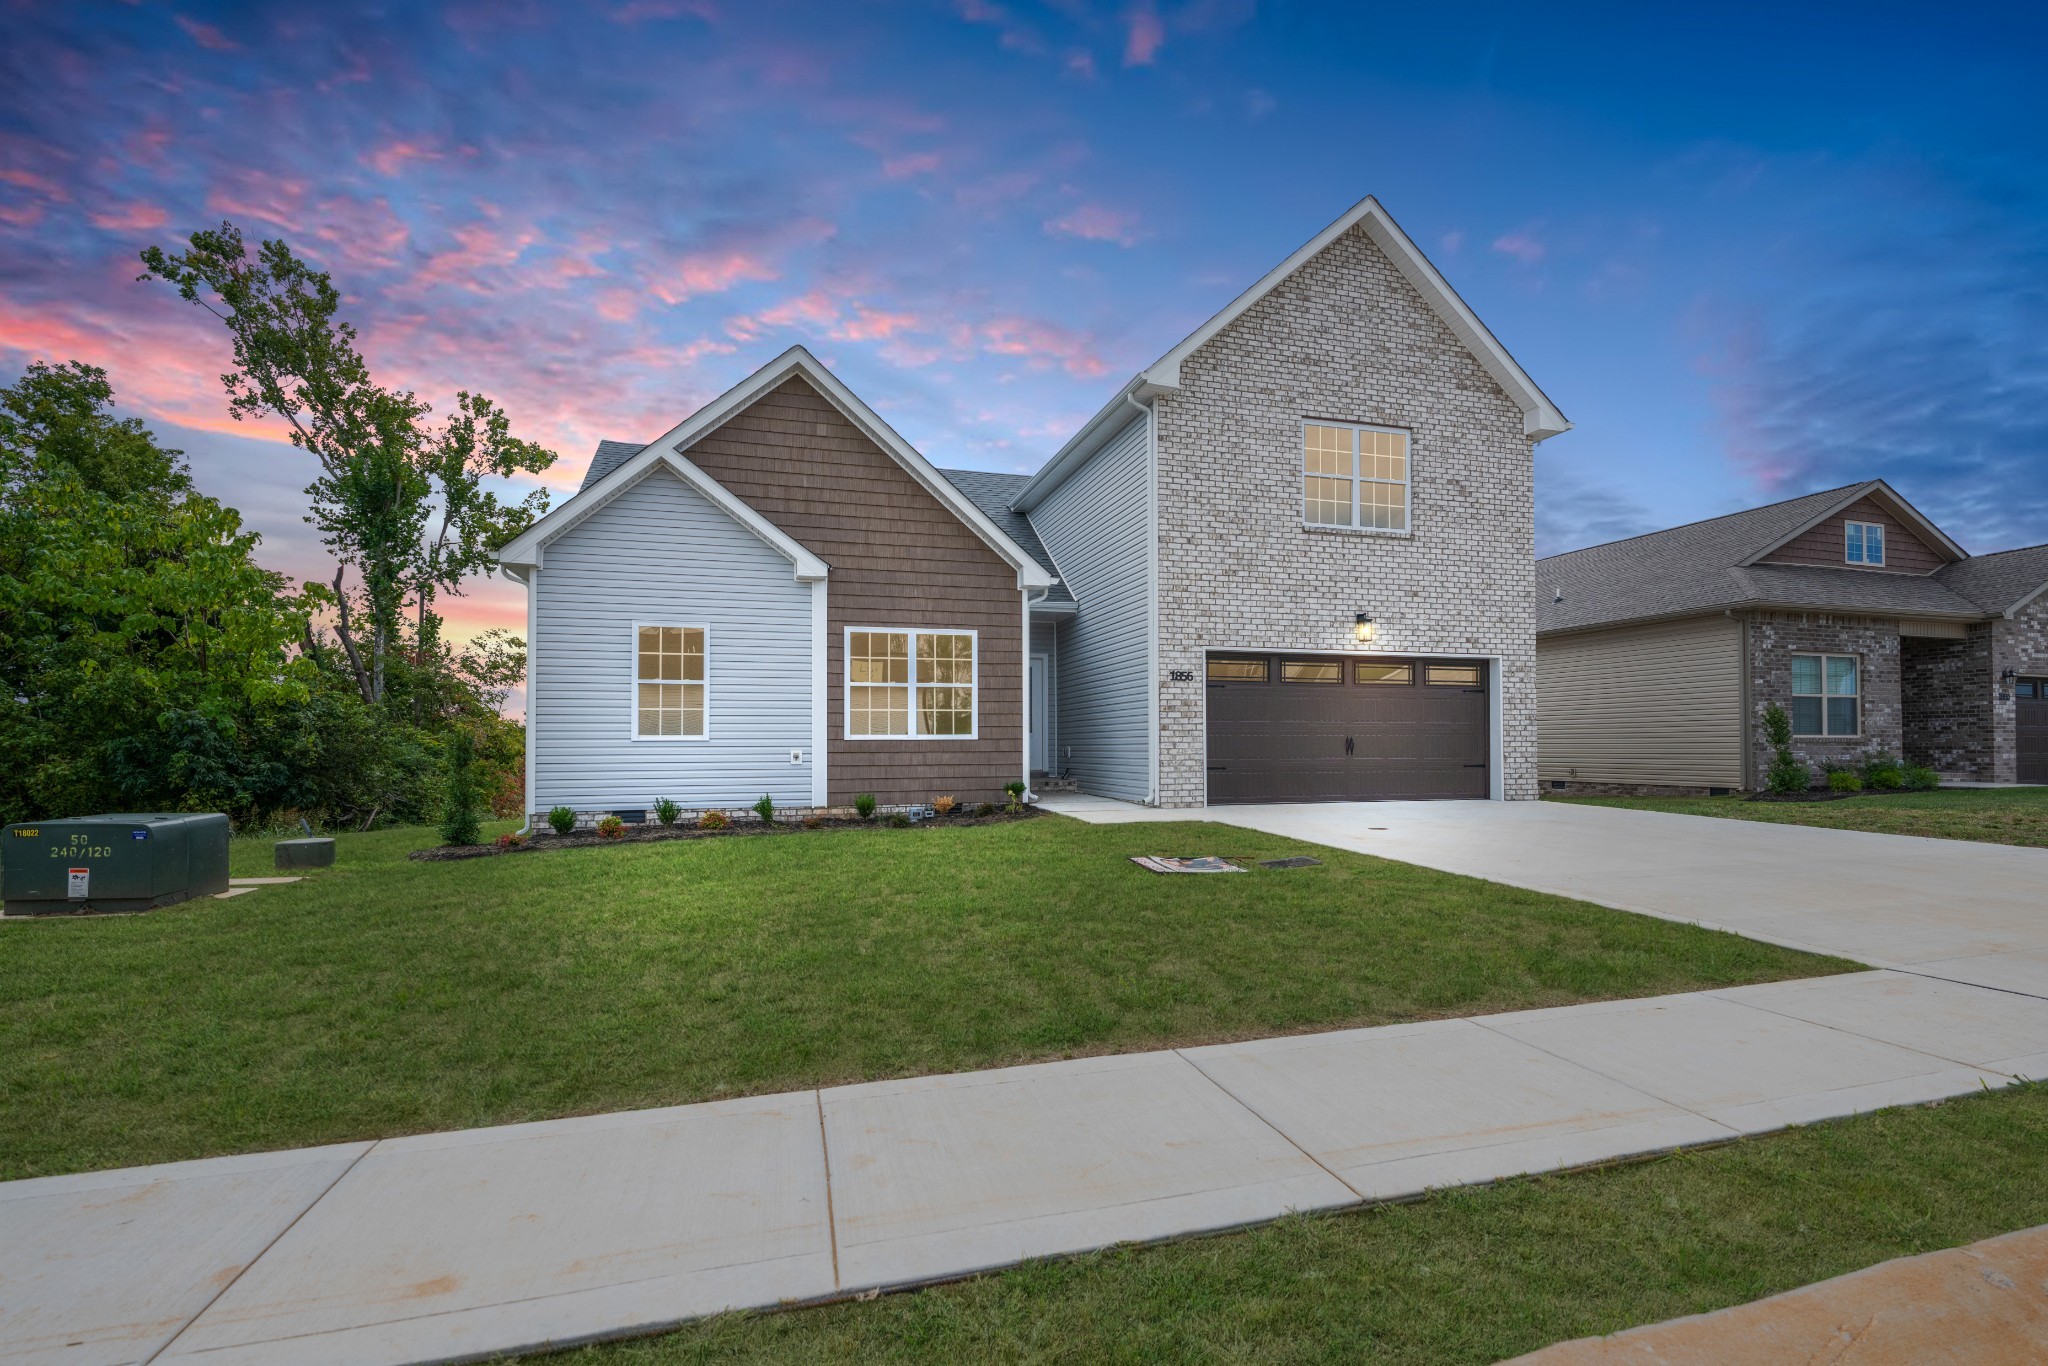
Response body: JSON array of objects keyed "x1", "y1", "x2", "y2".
[{"x1": 496, "y1": 445, "x2": 828, "y2": 583}]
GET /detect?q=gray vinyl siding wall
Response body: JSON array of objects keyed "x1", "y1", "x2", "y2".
[
  {"x1": 1030, "y1": 618, "x2": 1059, "y2": 771},
  {"x1": 1029, "y1": 413, "x2": 1153, "y2": 801},
  {"x1": 1537, "y1": 615, "x2": 1744, "y2": 787},
  {"x1": 533, "y1": 467, "x2": 816, "y2": 810}
]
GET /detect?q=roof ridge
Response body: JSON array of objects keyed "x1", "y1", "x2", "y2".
[{"x1": 1538, "y1": 481, "x2": 1869, "y2": 565}]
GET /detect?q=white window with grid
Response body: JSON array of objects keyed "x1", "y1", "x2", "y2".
[
  {"x1": 1302, "y1": 420, "x2": 1410, "y2": 531},
  {"x1": 846, "y1": 629, "x2": 977, "y2": 739},
  {"x1": 634, "y1": 625, "x2": 706, "y2": 739}
]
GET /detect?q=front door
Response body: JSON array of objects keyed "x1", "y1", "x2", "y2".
[
  {"x1": 1029, "y1": 653, "x2": 1050, "y2": 773},
  {"x1": 2019, "y1": 677, "x2": 2048, "y2": 784}
]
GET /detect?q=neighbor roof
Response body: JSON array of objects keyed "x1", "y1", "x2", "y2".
[
  {"x1": 580, "y1": 439, "x2": 648, "y2": 491},
  {"x1": 1537, "y1": 481, "x2": 2002, "y2": 634}
]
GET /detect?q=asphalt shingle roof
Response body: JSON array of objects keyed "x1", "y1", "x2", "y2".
[
  {"x1": 1935, "y1": 543, "x2": 2048, "y2": 615},
  {"x1": 938, "y1": 468, "x2": 1073, "y2": 604},
  {"x1": 580, "y1": 439, "x2": 649, "y2": 492}
]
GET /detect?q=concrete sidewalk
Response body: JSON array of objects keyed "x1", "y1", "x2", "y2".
[
  {"x1": 1045, "y1": 794, "x2": 2048, "y2": 997},
  {"x1": 6, "y1": 970, "x2": 2046, "y2": 1366}
]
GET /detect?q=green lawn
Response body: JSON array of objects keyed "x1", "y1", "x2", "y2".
[
  {"x1": 561, "y1": 1084, "x2": 2048, "y2": 1365},
  {"x1": 1, "y1": 817, "x2": 1848, "y2": 1180},
  {"x1": 1550, "y1": 785, "x2": 2048, "y2": 848}
]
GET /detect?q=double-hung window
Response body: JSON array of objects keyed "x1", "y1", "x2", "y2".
[
  {"x1": 847, "y1": 629, "x2": 976, "y2": 738},
  {"x1": 1791, "y1": 653, "x2": 1858, "y2": 736},
  {"x1": 1304, "y1": 420, "x2": 1409, "y2": 531},
  {"x1": 635, "y1": 626, "x2": 706, "y2": 738},
  {"x1": 1845, "y1": 521, "x2": 1886, "y2": 565}
]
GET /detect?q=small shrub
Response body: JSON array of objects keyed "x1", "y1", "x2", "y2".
[
  {"x1": 1902, "y1": 763, "x2": 1941, "y2": 791},
  {"x1": 853, "y1": 792, "x2": 877, "y2": 820},
  {"x1": 1761, "y1": 702, "x2": 1809, "y2": 794},
  {"x1": 653, "y1": 796, "x2": 681, "y2": 827},
  {"x1": 439, "y1": 731, "x2": 482, "y2": 846},
  {"x1": 596, "y1": 814, "x2": 626, "y2": 839},
  {"x1": 933, "y1": 795, "x2": 957, "y2": 816},
  {"x1": 698, "y1": 809, "x2": 729, "y2": 830},
  {"x1": 1861, "y1": 753, "x2": 1906, "y2": 790},
  {"x1": 495, "y1": 831, "x2": 526, "y2": 850},
  {"x1": 1004, "y1": 780, "x2": 1027, "y2": 801},
  {"x1": 753, "y1": 793, "x2": 776, "y2": 825},
  {"x1": 547, "y1": 805, "x2": 577, "y2": 836},
  {"x1": 887, "y1": 811, "x2": 912, "y2": 828},
  {"x1": 973, "y1": 802, "x2": 996, "y2": 818},
  {"x1": 1826, "y1": 768, "x2": 1863, "y2": 794}
]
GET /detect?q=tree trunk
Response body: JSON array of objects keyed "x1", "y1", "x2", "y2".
[{"x1": 329, "y1": 566, "x2": 375, "y2": 705}]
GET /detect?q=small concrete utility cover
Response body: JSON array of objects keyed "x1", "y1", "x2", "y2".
[{"x1": 1129, "y1": 856, "x2": 1245, "y2": 874}]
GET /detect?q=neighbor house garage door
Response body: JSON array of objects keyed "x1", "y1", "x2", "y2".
[
  {"x1": 1205, "y1": 654, "x2": 1490, "y2": 802},
  {"x1": 2019, "y1": 678, "x2": 2048, "y2": 784}
]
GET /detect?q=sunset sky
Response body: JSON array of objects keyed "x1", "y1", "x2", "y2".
[{"x1": 3, "y1": 1, "x2": 2044, "y2": 716}]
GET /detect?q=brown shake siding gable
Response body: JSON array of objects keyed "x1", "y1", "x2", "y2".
[
  {"x1": 680, "y1": 376, "x2": 1024, "y2": 805},
  {"x1": 1756, "y1": 497, "x2": 1946, "y2": 574}
]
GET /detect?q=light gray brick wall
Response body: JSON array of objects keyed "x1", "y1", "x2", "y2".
[{"x1": 1151, "y1": 221, "x2": 1539, "y2": 806}]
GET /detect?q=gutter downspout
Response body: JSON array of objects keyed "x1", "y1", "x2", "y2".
[{"x1": 1125, "y1": 387, "x2": 1161, "y2": 807}]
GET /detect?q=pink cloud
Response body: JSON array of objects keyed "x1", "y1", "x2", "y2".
[
  {"x1": 88, "y1": 201, "x2": 170, "y2": 233},
  {"x1": 363, "y1": 139, "x2": 443, "y2": 177},
  {"x1": 978, "y1": 316, "x2": 1106, "y2": 377},
  {"x1": 647, "y1": 248, "x2": 780, "y2": 306},
  {"x1": 1123, "y1": 3, "x2": 1165, "y2": 66},
  {"x1": 204, "y1": 169, "x2": 311, "y2": 229},
  {"x1": 1, "y1": 166, "x2": 69, "y2": 201},
  {"x1": 1491, "y1": 231, "x2": 1546, "y2": 263},
  {"x1": 882, "y1": 151, "x2": 942, "y2": 180},
  {"x1": 1064, "y1": 49, "x2": 1098, "y2": 79},
  {"x1": 174, "y1": 15, "x2": 240, "y2": 51},
  {"x1": 413, "y1": 221, "x2": 541, "y2": 292},
  {"x1": 1045, "y1": 203, "x2": 1143, "y2": 247},
  {"x1": 609, "y1": 0, "x2": 717, "y2": 21}
]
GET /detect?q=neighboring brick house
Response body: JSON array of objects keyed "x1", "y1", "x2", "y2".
[
  {"x1": 503, "y1": 196, "x2": 1571, "y2": 819},
  {"x1": 1536, "y1": 482, "x2": 2048, "y2": 791}
]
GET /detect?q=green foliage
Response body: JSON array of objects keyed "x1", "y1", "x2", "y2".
[
  {"x1": 974, "y1": 802, "x2": 996, "y2": 817},
  {"x1": 438, "y1": 731, "x2": 481, "y2": 846},
  {"x1": 653, "y1": 797, "x2": 681, "y2": 827},
  {"x1": 596, "y1": 814, "x2": 625, "y2": 840},
  {"x1": 547, "y1": 806, "x2": 577, "y2": 836},
  {"x1": 1861, "y1": 752, "x2": 1906, "y2": 790},
  {"x1": 1902, "y1": 764, "x2": 1941, "y2": 791},
  {"x1": 853, "y1": 792, "x2": 877, "y2": 820},
  {"x1": 887, "y1": 811, "x2": 912, "y2": 828},
  {"x1": 753, "y1": 793, "x2": 776, "y2": 825},
  {"x1": 1761, "y1": 702, "x2": 1793, "y2": 751},
  {"x1": 1826, "y1": 767, "x2": 1864, "y2": 794},
  {"x1": 698, "y1": 810, "x2": 729, "y2": 830},
  {"x1": 1004, "y1": 780, "x2": 1027, "y2": 800},
  {"x1": 1760, "y1": 704, "x2": 1809, "y2": 795}
]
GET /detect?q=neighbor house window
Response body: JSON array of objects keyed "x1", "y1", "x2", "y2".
[
  {"x1": 1791, "y1": 654, "x2": 1859, "y2": 735},
  {"x1": 1845, "y1": 521, "x2": 1885, "y2": 565},
  {"x1": 1303, "y1": 421, "x2": 1409, "y2": 531},
  {"x1": 636, "y1": 626, "x2": 706, "y2": 738},
  {"x1": 847, "y1": 630, "x2": 976, "y2": 738}
]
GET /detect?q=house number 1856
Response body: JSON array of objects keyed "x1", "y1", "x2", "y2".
[{"x1": 1167, "y1": 669, "x2": 1195, "y2": 682}]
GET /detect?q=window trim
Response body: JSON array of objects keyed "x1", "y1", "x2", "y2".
[
  {"x1": 630, "y1": 622, "x2": 710, "y2": 743},
  {"x1": 843, "y1": 627, "x2": 980, "y2": 741},
  {"x1": 1844, "y1": 520, "x2": 1887, "y2": 566},
  {"x1": 1790, "y1": 651, "x2": 1861, "y2": 737},
  {"x1": 1301, "y1": 418, "x2": 1412, "y2": 534}
]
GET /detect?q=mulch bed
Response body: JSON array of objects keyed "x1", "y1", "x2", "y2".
[
  {"x1": 1744, "y1": 787, "x2": 1936, "y2": 804},
  {"x1": 411, "y1": 805, "x2": 1044, "y2": 861}
]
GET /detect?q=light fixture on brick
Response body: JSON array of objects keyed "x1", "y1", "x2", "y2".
[{"x1": 1354, "y1": 613, "x2": 1376, "y2": 643}]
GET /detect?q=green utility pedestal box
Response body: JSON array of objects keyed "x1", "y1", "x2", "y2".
[{"x1": 2, "y1": 813, "x2": 230, "y2": 915}]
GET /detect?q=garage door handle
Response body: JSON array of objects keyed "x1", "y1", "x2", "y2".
[{"x1": 1344, "y1": 736, "x2": 1354, "y2": 756}]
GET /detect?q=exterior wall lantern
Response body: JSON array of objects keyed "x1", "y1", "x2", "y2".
[
  {"x1": 1998, "y1": 666, "x2": 2016, "y2": 702},
  {"x1": 1354, "y1": 613, "x2": 1376, "y2": 644}
]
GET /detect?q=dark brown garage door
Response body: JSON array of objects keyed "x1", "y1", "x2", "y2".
[
  {"x1": 2019, "y1": 678, "x2": 2048, "y2": 784},
  {"x1": 1206, "y1": 654, "x2": 1490, "y2": 802}
]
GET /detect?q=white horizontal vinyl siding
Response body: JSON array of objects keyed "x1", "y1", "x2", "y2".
[
  {"x1": 1537, "y1": 615, "x2": 1743, "y2": 787},
  {"x1": 533, "y1": 466, "x2": 815, "y2": 810},
  {"x1": 1030, "y1": 413, "x2": 1152, "y2": 801}
]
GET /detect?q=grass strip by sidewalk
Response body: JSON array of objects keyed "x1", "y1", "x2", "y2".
[
  {"x1": 1549, "y1": 785, "x2": 2048, "y2": 848},
  {"x1": 562, "y1": 1083, "x2": 2048, "y2": 1365},
  {"x1": 3, "y1": 817, "x2": 1848, "y2": 1180}
]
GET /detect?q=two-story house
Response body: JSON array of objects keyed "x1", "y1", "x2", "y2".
[{"x1": 498, "y1": 196, "x2": 1569, "y2": 819}]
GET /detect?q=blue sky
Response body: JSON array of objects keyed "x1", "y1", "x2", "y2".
[{"x1": 2, "y1": 0, "x2": 2044, "y2": 641}]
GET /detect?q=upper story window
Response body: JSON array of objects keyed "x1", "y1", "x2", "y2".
[
  {"x1": 1844, "y1": 521, "x2": 1886, "y2": 566},
  {"x1": 1791, "y1": 653, "x2": 1858, "y2": 736},
  {"x1": 636, "y1": 625, "x2": 706, "y2": 739},
  {"x1": 1303, "y1": 421, "x2": 1409, "y2": 532},
  {"x1": 847, "y1": 629, "x2": 977, "y2": 739}
]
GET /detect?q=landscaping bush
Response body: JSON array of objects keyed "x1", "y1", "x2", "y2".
[
  {"x1": 1762, "y1": 703, "x2": 1810, "y2": 794},
  {"x1": 653, "y1": 796, "x2": 681, "y2": 827},
  {"x1": 1902, "y1": 764, "x2": 1941, "y2": 791},
  {"x1": 495, "y1": 831, "x2": 526, "y2": 850},
  {"x1": 1827, "y1": 768, "x2": 1864, "y2": 794},
  {"x1": 887, "y1": 811, "x2": 912, "y2": 827},
  {"x1": 1004, "y1": 780, "x2": 1026, "y2": 814},
  {"x1": 933, "y1": 795, "x2": 956, "y2": 815},
  {"x1": 1862, "y1": 752, "x2": 1906, "y2": 791},
  {"x1": 438, "y1": 731, "x2": 482, "y2": 846},
  {"x1": 596, "y1": 814, "x2": 625, "y2": 840},
  {"x1": 547, "y1": 805, "x2": 576, "y2": 836},
  {"x1": 697, "y1": 809, "x2": 728, "y2": 830},
  {"x1": 753, "y1": 793, "x2": 775, "y2": 825},
  {"x1": 853, "y1": 792, "x2": 876, "y2": 820},
  {"x1": 974, "y1": 802, "x2": 996, "y2": 817}
]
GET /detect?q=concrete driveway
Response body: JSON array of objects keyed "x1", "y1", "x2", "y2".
[{"x1": 1043, "y1": 795, "x2": 2048, "y2": 998}]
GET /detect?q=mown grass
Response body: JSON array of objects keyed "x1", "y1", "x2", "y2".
[
  {"x1": 561, "y1": 1084, "x2": 2048, "y2": 1365},
  {"x1": 1551, "y1": 784, "x2": 2048, "y2": 848},
  {"x1": 1, "y1": 816, "x2": 1849, "y2": 1179}
]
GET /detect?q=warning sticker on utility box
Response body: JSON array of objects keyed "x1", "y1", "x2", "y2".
[{"x1": 68, "y1": 867, "x2": 89, "y2": 899}]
